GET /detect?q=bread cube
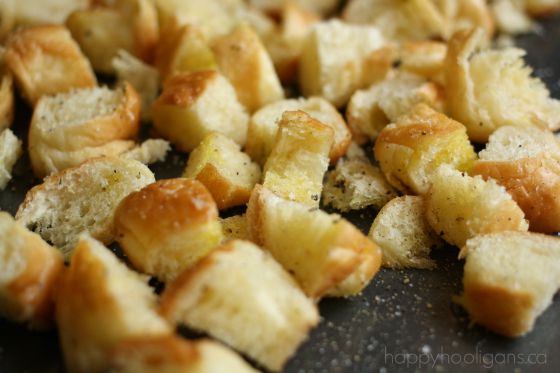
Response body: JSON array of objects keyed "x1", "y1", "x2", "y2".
[
  {"x1": 247, "y1": 185, "x2": 380, "y2": 297},
  {"x1": 246, "y1": 97, "x2": 350, "y2": 165},
  {"x1": 458, "y1": 231, "x2": 560, "y2": 337},
  {"x1": 299, "y1": 20, "x2": 388, "y2": 107},
  {"x1": 0, "y1": 128, "x2": 22, "y2": 190},
  {"x1": 4, "y1": 25, "x2": 96, "y2": 106},
  {"x1": 212, "y1": 23, "x2": 284, "y2": 113},
  {"x1": 374, "y1": 104, "x2": 477, "y2": 195},
  {"x1": 369, "y1": 196, "x2": 442, "y2": 269},
  {"x1": 184, "y1": 132, "x2": 261, "y2": 210},
  {"x1": 0, "y1": 212, "x2": 63, "y2": 328},
  {"x1": 159, "y1": 239, "x2": 320, "y2": 372},
  {"x1": 56, "y1": 234, "x2": 172, "y2": 373},
  {"x1": 491, "y1": 0, "x2": 534, "y2": 35},
  {"x1": 472, "y1": 126, "x2": 560, "y2": 233},
  {"x1": 16, "y1": 157, "x2": 155, "y2": 257},
  {"x1": 114, "y1": 178, "x2": 223, "y2": 282},
  {"x1": 220, "y1": 214, "x2": 248, "y2": 241},
  {"x1": 11, "y1": 0, "x2": 89, "y2": 27},
  {"x1": 262, "y1": 110, "x2": 333, "y2": 207},
  {"x1": 425, "y1": 165, "x2": 528, "y2": 248},
  {"x1": 347, "y1": 72, "x2": 444, "y2": 144},
  {"x1": 445, "y1": 28, "x2": 560, "y2": 142},
  {"x1": 28, "y1": 83, "x2": 141, "y2": 178},
  {"x1": 152, "y1": 71, "x2": 249, "y2": 152},
  {"x1": 399, "y1": 41, "x2": 447, "y2": 84}
]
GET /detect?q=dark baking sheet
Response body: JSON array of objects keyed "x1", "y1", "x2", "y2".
[{"x1": 2, "y1": 17, "x2": 560, "y2": 373}]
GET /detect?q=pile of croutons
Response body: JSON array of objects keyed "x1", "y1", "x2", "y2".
[{"x1": 2, "y1": 0, "x2": 560, "y2": 371}]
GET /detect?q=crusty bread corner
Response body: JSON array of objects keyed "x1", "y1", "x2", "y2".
[
  {"x1": 184, "y1": 132, "x2": 261, "y2": 210},
  {"x1": 114, "y1": 178, "x2": 223, "y2": 282},
  {"x1": 445, "y1": 28, "x2": 560, "y2": 142},
  {"x1": 0, "y1": 71, "x2": 14, "y2": 132},
  {"x1": 152, "y1": 71, "x2": 249, "y2": 152},
  {"x1": 109, "y1": 335, "x2": 258, "y2": 373},
  {"x1": 0, "y1": 211, "x2": 63, "y2": 329},
  {"x1": 211, "y1": 23, "x2": 285, "y2": 113},
  {"x1": 220, "y1": 214, "x2": 249, "y2": 242},
  {"x1": 12, "y1": 0, "x2": 89, "y2": 27},
  {"x1": 16, "y1": 157, "x2": 155, "y2": 258},
  {"x1": 0, "y1": 128, "x2": 22, "y2": 190},
  {"x1": 121, "y1": 139, "x2": 170, "y2": 165},
  {"x1": 247, "y1": 185, "x2": 371, "y2": 298},
  {"x1": 472, "y1": 126, "x2": 560, "y2": 233},
  {"x1": 425, "y1": 164, "x2": 528, "y2": 248},
  {"x1": 374, "y1": 103, "x2": 477, "y2": 195},
  {"x1": 369, "y1": 195, "x2": 442, "y2": 269},
  {"x1": 56, "y1": 234, "x2": 172, "y2": 373},
  {"x1": 458, "y1": 231, "x2": 560, "y2": 337},
  {"x1": 28, "y1": 82, "x2": 141, "y2": 178},
  {"x1": 263, "y1": 110, "x2": 333, "y2": 207},
  {"x1": 4, "y1": 24, "x2": 97, "y2": 106},
  {"x1": 246, "y1": 96, "x2": 351, "y2": 166},
  {"x1": 322, "y1": 156, "x2": 397, "y2": 212},
  {"x1": 347, "y1": 72, "x2": 445, "y2": 145},
  {"x1": 159, "y1": 239, "x2": 320, "y2": 372}
]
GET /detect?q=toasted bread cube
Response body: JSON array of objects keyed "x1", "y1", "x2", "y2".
[
  {"x1": 369, "y1": 196, "x2": 442, "y2": 269},
  {"x1": 262, "y1": 110, "x2": 333, "y2": 207},
  {"x1": 247, "y1": 185, "x2": 380, "y2": 297},
  {"x1": 299, "y1": 20, "x2": 388, "y2": 108},
  {"x1": 0, "y1": 128, "x2": 22, "y2": 190},
  {"x1": 211, "y1": 23, "x2": 284, "y2": 113},
  {"x1": 114, "y1": 179, "x2": 223, "y2": 282},
  {"x1": 16, "y1": 157, "x2": 155, "y2": 257},
  {"x1": 472, "y1": 126, "x2": 560, "y2": 233},
  {"x1": 446, "y1": 28, "x2": 560, "y2": 142},
  {"x1": 347, "y1": 72, "x2": 444, "y2": 145},
  {"x1": 246, "y1": 97, "x2": 351, "y2": 165},
  {"x1": 220, "y1": 214, "x2": 248, "y2": 241},
  {"x1": 322, "y1": 157, "x2": 397, "y2": 212},
  {"x1": 155, "y1": 22, "x2": 218, "y2": 81},
  {"x1": 249, "y1": 0, "x2": 341, "y2": 16},
  {"x1": 159, "y1": 239, "x2": 320, "y2": 372},
  {"x1": 4, "y1": 25, "x2": 96, "y2": 106},
  {"x1": 0, "y1": 212, "x2": 63, "y2": 328},
  {"x1": 399, "y1": 41, "x2": 447, "y2": 84},
  {"x1": 28, "y1": 83, "x2": 141, "y2": 178},
  {"x1": 152, "y1": 71, "x2": 249, "y2": 152},
  {"x1": 109, "y1": 336, "x2": 258, "y2": 373},
  {"x1": 458, "y1": 232, "x2": 560, "y2": 337},
  {"x1": 425, "y1": 165, "x2": 528, "y2": 248},
  {"x1": 374, "y1": 104, "x2": 477, "y2": 195},
  {"x1": 12, "y1": 0, "x2": 89, "y2": 26},
  {"x1": 0, "y1": 73, "x2": 14, "y2": 131},
  {"x1": 56, "y1": 234, "x2": 172, "y2": 373},
  {"x1": 184, "y1": 133, "x2": 261, "y2": 210},
  {"x1": 112, "y1": 50, "x2": 160, "y2": 121}
]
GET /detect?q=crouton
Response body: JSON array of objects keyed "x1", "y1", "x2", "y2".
[
  {"x1": 113, "y1": 178, "x2": 223, "y2": 282},
  {"x1": 12, "y1": 0, "x2": 89, "y2": 27},
  {"x1": 249, "y1": 0, "x2": 341, "y2": 16},
  {"x1": 112, "y1": 50, "x2": 160, "y2": 121},
  {"x1": 246, "y1": 97, "x2": 350, "y2": 165},
  {"x1": 28, "y1": 83, "x2": 141, "y2": 178},
  {"x1": 374, "y1": 104, "x2": 477, "y2": 195},
  {"x1": 4, "y1": 25, "x2": 96, "y2": 106},
  {"x1": 0, "y1": 0, "x2": 15, "y2": 40},
  {"x1": 121, "y1": 139, "x2": 170, "y2": 165},
  {"x1": 159, "y1": 239, "x2": 320, "y2": 372},
  {"x1": 0, "y1": 212, "x2": 63, "y2": 328},
  {"x1": 471, "y1": 126, "x2": 560, "y2": 233},
  {"x1": 152, "y1": 71, "x2": 249, "y2": 152},
  {"x1": 109, "y1": 336, "x2": 258, "y2": 373},
  {"x1": 398, "y1": 41, "x2": 447, "y2": 84},
  {"x1": 347, "y1": 72, "x2": 445, "y2": 144},
  {"x1": 322, "y1": 157, "x2": 397, "y2": 212},
  {"x1": 184, "y1": 132, "x2": 261, "y2": 210},
  {"x1": 211, "y1": 23, "x2": 284, "y2": 113},
  {"x1": 262, "y1": 110, "x2": 333, "y2": 207},
  {"x1": 16, "y1": 157, "x2": 155, "y2": 257},
  {"x1": 0, "y1": 128, "x2": 22, "y2": 190},
  {"x1": 0, "y1": 72, "x2": 13, "y2": 131},
  {"x1": 220, "y1": 214, "x2": 248, "y2": 241},
  {"x1": 56, "y1": 234, "x2": 172, "y2": 373},
  {"x1": 458, "y1": 231, "x2": 560, "y2": 337},
  {"x1": 491, "y1": 0, "x2": 534, "y2": 35},
  {"x1": 299, "y1": 19, "x2": 389, "y2": 108},
  {"x1": 425, "y1": 165, "x2": 528, "y2": 248},
  {"x1": 369, "y1": 196, "x2": 442, "y2": 269},
  {"x1": 247, "y1": 185, "x2": 380, "y2": 298},
  {"x1": 445, "y1": 28, "x2": 560, "y2": 142}
]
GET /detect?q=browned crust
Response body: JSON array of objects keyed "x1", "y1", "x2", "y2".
[
  {"x1": 245, "y1": 184, "x2": 265, "y2": 247},
  {"x1": 4, "y1": 25, "x2": 97, "y2": 106},
  {"x1": 472, "y1": 156, "x2": 560, "y2": 233},
  {"x1": 195, "y1": 163, "x2": 252, "y2": 210},
  {"x1": 375, "y1": 120, "x2": 463, "y2": 150},
  {"x1": 361, "y1": 45, "x2": 398, "y2": 87},
  {"x1": 130, "y1": 0, "x2": 159, "y2": 63},
  {"x1": 328, "y1": 111, "x2": 352, "y2": 164},
  {"x1": 154, "y1": 71, "x2": 217, "y2": 107},
  {"x1": 0, "y1": 73, "x2": 14, "y2": 130}
]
